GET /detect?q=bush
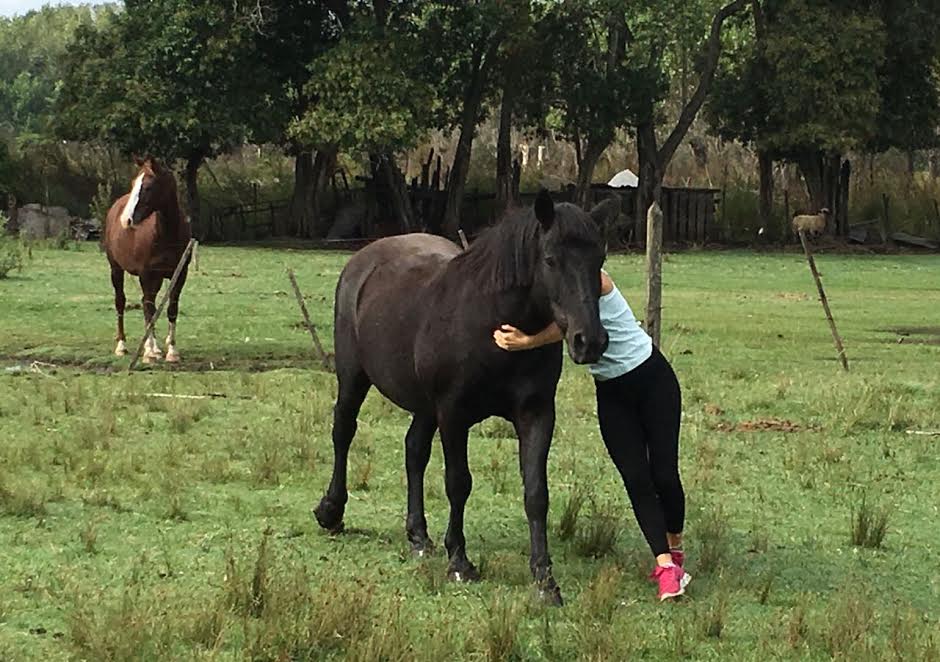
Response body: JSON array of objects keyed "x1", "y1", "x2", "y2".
[{"x1": 0, "y1": 215, "x2": 24, "y2": 277}]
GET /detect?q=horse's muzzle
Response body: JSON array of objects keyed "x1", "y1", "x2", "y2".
[{"x1": 569, "y1": 328, "x2": 608, "y2": 364}]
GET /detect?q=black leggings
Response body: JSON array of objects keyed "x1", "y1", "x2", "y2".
[{"x1": 594, "y1": 346, "x2": 685, "y2": 558}]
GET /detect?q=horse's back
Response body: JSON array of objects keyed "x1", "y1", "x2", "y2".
[{"x1": 335, "y1": 233, "x2": 459, "y2": 412}]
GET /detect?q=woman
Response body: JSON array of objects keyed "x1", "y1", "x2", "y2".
[{"x1": 493, "y1": 270, "x2": 689, "y2": 601}]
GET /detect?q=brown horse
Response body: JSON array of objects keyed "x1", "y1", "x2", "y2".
[{"x1": 103, "y1": 157, "x2": 192, "y2": 363}]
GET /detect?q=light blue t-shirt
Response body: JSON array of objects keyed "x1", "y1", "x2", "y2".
[{"x1": 588, "y1": 280, "x2": 653, "y2": 381}]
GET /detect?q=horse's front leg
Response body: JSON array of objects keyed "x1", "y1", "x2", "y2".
[
  {"x1": 139, "y1": 272, "x2": 163, "y2": 363},
  {"x1": 109, "y1": 262, "x2": 127, "y2": 356},
  {"x1": 438, "y1": 417, "x2": 479, "y2": 582},
  {"x1": 513, "y1": 400, "x2": 563, "y2": 605},
  {"x1": 164, "y1": 263, "x2": 189, "y2": 363}
]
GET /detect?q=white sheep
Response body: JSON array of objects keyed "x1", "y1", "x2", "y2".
[{"x1": 792, "y1": 208, "x2": 830, "y2": 237}]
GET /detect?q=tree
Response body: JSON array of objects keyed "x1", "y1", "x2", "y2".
[
  {"x1": 869, "y1": 0, "x2": 940, "y2": 174},
  {"x1": 708, "y1": 0, "x2": 887, "y2": 236},
  {"x1": 418, "y1": 1, "x2": 518, "y2": 238},
  {"x1": 250, "y1": 1, "x2": 338, "y2": 237},
  {"x1": 632, "y1": 0, "x2": 748, "y2": 238},
  {"x1": 289, "y1": 25, "x2": 438, "y2": 232},
  {"x1": 525, "y1": 2, "x2": 657, "y2": 209},
  {"x1": 57, "y1": 0, "x2": 268, "y2": 237},
  {"x1": 0, "y1": 5, "x2": 110, "y2": 139}
]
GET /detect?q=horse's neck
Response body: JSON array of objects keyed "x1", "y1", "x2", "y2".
[
  {"x1": 491, "y1": 282, "x2": 555, "y2": 335},
  {"x1": 158, "y1": 195, "x2": 185, "y2": 231}
]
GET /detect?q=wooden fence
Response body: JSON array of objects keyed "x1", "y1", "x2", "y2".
[
  {"x1": 202, "y1": 180, "x2": 719, "y2": 246},
  {"x1": 205, "y1": 199, "x2": 289, "y2": 241}
]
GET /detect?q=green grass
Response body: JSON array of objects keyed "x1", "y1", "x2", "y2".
[{"x1": 0, "y1": 243, "x2": 938, "y2": 660}]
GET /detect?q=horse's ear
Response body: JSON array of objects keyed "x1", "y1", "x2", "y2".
[
  {"x1": 132, "y1": 154, "x2": 145, "y2": 168},
  {"x1": 534, "y1": 189, "x2": 555, "y2": 230},
  {"x1": 146, "y1": 156, "x2": 163, "y2": 173}
]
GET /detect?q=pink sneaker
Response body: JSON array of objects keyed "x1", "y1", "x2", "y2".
[
  {"x1": 651, "y1": 563, "x2": 691, "y2": 601},
  {"x1": 670, "y1": 548, "x2": 685, "y2": 567}
]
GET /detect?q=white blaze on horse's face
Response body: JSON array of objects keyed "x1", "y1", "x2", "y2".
[{"x1": 120, "y1": 172, "x2": 145, "y2": 229}]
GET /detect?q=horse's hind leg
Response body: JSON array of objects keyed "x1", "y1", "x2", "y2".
[
  {"x1": 110, "y1": 261, "x2": 127, "y2": 356},
  {"x1": 164, "y1": 263, "x2": 189, "y2": 363},
  {"x1": 139, "y1": 272, "x2": 163, "y2": 363},
  {"x1": 314, "y1": 368, "x2": 371, "y2": 532},
  {"x1": 405, "y1": 414, "x2": 437, "y2": 555}
]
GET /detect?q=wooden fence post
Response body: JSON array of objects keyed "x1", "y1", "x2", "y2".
[
  {"x1": 127, "y1": 238, "x2": 196, "y2": 371},
  {"x1": 798, "y1": 230, "x2": 849, "y2": 371},
  {"x1": 287, "y1": 268, "x2": 334, "y2": 372},
  {"x1": 645, "y1": 201, "x2": 663, "y2": 347}
]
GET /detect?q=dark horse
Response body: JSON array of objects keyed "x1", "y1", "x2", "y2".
[
  {"x1": 314, "y1": 191, "x2": 609, "y2": 603},
  {"x1": 103, "y1": 157, "x2": 192, "y2": 363}
]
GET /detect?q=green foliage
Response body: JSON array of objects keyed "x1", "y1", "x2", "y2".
[
  {"x1": 0, "y1": 218, "x2": 23, "y2": 278},
  {"x1": 0, "y1": 5, "x2": 114, "y2": 137},
  {"x1": 529, "y1": 1, "x2": 668, "y2": 151},
  {"x1": 870, "y1": 1, "x2": 940, "y2": 153},
  {"x1": 56, "y1": 0, "x2": 268, "y2": 163},
  {"x1": 707, "y1": 0, "x2": 936, "y2": 160},
  {"x1": 762, "y1": 0, "x2": 885, "y2": 156},
  {"x1": 290, "y1": 30, "x2": 437, "y2": 153}
]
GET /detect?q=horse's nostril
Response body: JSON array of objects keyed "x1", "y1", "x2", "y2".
[{"x1": 573, "y1": 332, "x2": 586, "y2": 351}]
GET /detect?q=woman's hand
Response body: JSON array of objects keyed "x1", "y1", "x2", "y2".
[{"x1": 493, "y1": 324, "x2": 533, "y2": 351}]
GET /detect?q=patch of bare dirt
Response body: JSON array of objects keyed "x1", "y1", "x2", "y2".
[
  {"x1": 713, "y1": 417, "x2": 817, "y2": 433},
  {"x1": 880, "y1": 326, "x2": 940, "y2": 346}
]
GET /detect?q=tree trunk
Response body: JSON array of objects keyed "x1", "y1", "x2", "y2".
[
  {"x1": 372, "y1": 153, "x2": 415, "y2": 233},
  {"x1": 575, "y1": 138, "x2": 605, "y2": 209},
  {"x1": 184, "y1": 154, "x2": 204, "y2": 239},
  {"x1": 288, "y1": 150, "x2": 315, "y2": 237},
  {"x1": 308, "y1": 146, "x2": 337, "y2": 238},
  {"x1": 758, "y1": 149, "x2": 773, "y2": 233},
  {"x1": 798, "y1": 152, "x2": 826, "y2": 211},
  {"x1": 494, "y1": 82, "x2": 516, "y2": 219},
  {"x1": 442, "y1": 80, "x2": 483, "y2": 238},
  {"x1": 636, "y1": 121, "x2": 663, "y2": 245},
  {"x1": 837, "y1": 159, "x2": 851, "y2": 237},
  {"x1": 442, "y1": 35, "x2": 502, "y2": 239}
]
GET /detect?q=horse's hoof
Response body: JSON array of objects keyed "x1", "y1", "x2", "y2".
[
  {"x1": 142, "y1": 354, "x2": 157, "y2": 364},
  {"x1": 446, "y1": 562, "x2": 481, "y2": 583},
  {"x1": 410, "y1": 539, "x2": 435, "y2": 558},
  {"x1": 313, "y1": 498, "x2": 345, "y2": 533},
  {"x1": 165, "y1": 350, "x2": 180, "y2": 363}
]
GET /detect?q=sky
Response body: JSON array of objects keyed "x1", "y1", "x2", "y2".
[{"x1": 1, "y1": 1, "x2": 89, "y2": 18}]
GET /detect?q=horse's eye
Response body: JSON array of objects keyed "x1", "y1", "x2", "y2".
[{"x1": 544, "y1": 255, "x2": 558, "y2": 268}]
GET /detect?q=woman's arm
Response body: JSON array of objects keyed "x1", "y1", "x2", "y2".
[
  {"x1": 493, "y1": 323, "x2": 563, "y2": 351},
  {"x1": 494, "y1": 271, "x2": 613, "y2": 352}
]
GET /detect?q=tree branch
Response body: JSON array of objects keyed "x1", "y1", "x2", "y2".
[
  {"x1": 323, "y1": 0, "x2": 351, "y2": 28},
  {"x1": 657, "y1": 0, "x2": 749, "y2": 166}
]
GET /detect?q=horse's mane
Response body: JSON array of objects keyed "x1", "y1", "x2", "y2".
[{"x1": 451, "y1": 203, "x2": 598, "y2": 293}]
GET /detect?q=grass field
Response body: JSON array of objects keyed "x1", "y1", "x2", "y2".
[{"x1": 0, "y1": 242, "x2": 938, "y2": 661}]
